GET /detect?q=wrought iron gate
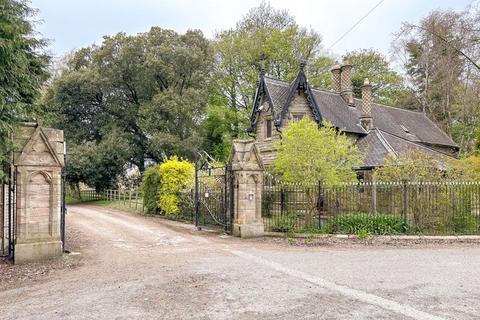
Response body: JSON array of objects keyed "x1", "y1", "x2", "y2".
[
  {"x1": 60, "y1": 165, "x2": 67, "y2": 251},
  {"x1": 194, "y1": 152, "x2": 234, "y2": 233},
  {"x1": 1, "y1": 164, "x2": 16, "y2": 259}
]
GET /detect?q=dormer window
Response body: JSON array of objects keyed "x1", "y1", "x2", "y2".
[
  {"x1": 400, "y1": 124, "x2": 410, "y2": 134},
  {"x1": 292, "y1": 113, "x2": 305, "y2": 122},
  {"x1": 265, "y1": 119, "x2": 272, "y2": 139}
]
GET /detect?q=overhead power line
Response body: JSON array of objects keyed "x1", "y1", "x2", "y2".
[{"x1": 328, "y1": 0, "x2": 386, "y2": 50}]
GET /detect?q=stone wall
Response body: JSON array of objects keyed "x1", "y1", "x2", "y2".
[
  {"x1": 13, "y1": 123, "x2": 65, "y2": 264},
  {"x1": 255, "y1": 93, "x2": 314, "y2": 167}
]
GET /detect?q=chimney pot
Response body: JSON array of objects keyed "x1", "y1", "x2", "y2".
[
  {"x1": 330, "y1": 62, "x2": 341, "y2": 93},
  {"x1": 360, "y1": 77, "x2": 373, "y2": 131},
  {"x1": 340, "y1": 61, "x2": 354, "y2": 105}
]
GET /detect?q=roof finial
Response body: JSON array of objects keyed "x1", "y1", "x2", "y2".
[
  {"x1": 299, "y1": 60, "x2": 306, "y2": 71},
  {"x1": 259, "y1": 53, "x2": 266, "y2": 76},
  {"x1": 259, "y1": 62, "x2": 266, "y2": 76}
]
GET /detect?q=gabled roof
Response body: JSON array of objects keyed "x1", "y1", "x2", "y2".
[
  {"x1": 249, "y1": 73, "x2": 459, "y2": 150},
  {"x1": 263, "y1": 77, "x2": 291, "y2": 114},
  {"x1": 249, "y1": 67, "x2": 322, "y2": 131},
  {"x1": 356, "y1": 129, "x2": 453, "y2": 169}
]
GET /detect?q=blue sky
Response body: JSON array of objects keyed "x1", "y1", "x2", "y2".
[{"x1": 33, "y1": 0, "x2": 472, "y2": 59}]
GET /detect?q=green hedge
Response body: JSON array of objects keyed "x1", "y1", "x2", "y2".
[
  {"x1": 322, "y1": 213, "x2": 409, "y2": 235},
  {"x1": 141, "y1": 166, "x2": 161, "y2": 214},
  {"x1": 270, "y1": 214, "x2": 296, "y2": 232}
]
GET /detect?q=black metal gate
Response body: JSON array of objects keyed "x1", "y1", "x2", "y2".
[
  {"x1": 194, "y1": 152, "x2": 234, "y2": 233},
  {"x1": 60, "y1": 165, "x2": 67, "y2": 251},
  {"x1": 1, "y1": 164, "x2": 16, "y2": 259}
]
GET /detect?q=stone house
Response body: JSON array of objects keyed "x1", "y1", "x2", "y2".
[{"x1": 247, "y1": 62, "x2": 459, "y2": 176}]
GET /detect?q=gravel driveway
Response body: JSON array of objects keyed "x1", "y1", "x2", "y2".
[{"x1": 0, "y1": 204, "x2": 479, "y2": 320}]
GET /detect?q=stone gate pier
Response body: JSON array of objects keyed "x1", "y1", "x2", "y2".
[
  {"x1": 13, "y1": 123, "x2": 65, "y2": 264},
  {"x1": 229, "y1": 140, "x2": 264, "y2": 238}
]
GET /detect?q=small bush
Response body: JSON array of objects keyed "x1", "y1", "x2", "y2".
[
  {"x1": 294, "y1": 225, "x2": 322, "y2": 234},
  {"x1": 357, "y1": 228, "x2": 370, "y2": 240},
  {"x1": 322, "y1": 213, "x2": 408, "y2": 235},
  {"x1": 158, "y1": 156, "x2": 194, "y2": 215},
  {"x1": 141, "y1": 166, "x2": 161, "y2": 214},
  {"x1": 271, "y1": 214, "x2": 296, "y2": 233},
  {"x1": 453, "y1": 212, "x2": 478, "y2": 234}
]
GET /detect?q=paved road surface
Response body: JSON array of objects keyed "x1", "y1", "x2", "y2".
[{"x1": 1, "y1": 204, "x2": 479, "y2": 320}]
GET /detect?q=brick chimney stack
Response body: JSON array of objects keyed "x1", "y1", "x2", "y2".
[
  {"x1": 360, "y1": 78, "x2": 373, "y2": 131},
  {"x1": 330, "y1": 62, "x2": 341, "y2": 93},
  {"x1": 340, "y1": 61, "x2": 354, "y2": 106}
]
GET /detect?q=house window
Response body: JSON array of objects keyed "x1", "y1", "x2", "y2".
[
  {"x1": 265, "y1": 119, "x2": 272, "y2": 139},
  {"x1": 292, "y1": 113, "x2": 305, "y2": 122}
]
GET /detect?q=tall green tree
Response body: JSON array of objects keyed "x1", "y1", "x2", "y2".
[
  {"x1": 273, "y1": 118, "x2": 362, "y2": 224},
  {"x1": 306, "y1": 55, "x2": 335, "y2": 90},
  {"x1": 274, "y1": 118, "x2": 362, "y2": 186},
  {"x1": 204, "y1": 1, "x2": 332, "y2": 160},
  {"x1": 46, "y1": 27, "x2": 212, "y2": 189},
  {"x1": 66, "y1": 127, "x2": 131, "y2": 193},
  {"x1": 394, "y1": 7, "x2": 480, "y2": 153},
  {"x1": 342, "y1": 49, "x2": 408, "y2": 106},
  {"x1": 212, "y1": 1, "x2": 323, "y2": 110},
  {"x1": 0, "y1": 0, "x2": 49, "y2": 177},
  {"x1": 200, "y1": 104, "x2": 249, "y2": 162}
]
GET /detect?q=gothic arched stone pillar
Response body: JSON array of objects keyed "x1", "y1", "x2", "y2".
[{"x1": 229, "y1": 139, "x2": 264, "y2": 238}]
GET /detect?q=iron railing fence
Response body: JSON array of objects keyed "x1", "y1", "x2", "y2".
[
  {"x1": 1, "y1": 183, "x2": 14, "y2": 257},
  {"x1": 262, "y1": 175, "x2": 480, "y2": 235},
  {"x1": 1, "y1": 164, "x2": 16, "y2": 258}
]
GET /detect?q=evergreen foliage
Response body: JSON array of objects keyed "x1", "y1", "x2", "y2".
[
  {"x1": 141, "y1": 166, "x2": 161, "y2": 214},
  {"x1": 157, "y1": 157, "x2": 194, "y2": 215},
  {"x1": 0, "y1": 0, "x2": 49, "y2": 178}
]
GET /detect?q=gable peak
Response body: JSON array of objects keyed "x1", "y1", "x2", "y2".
[{"x1": 17, "y1": 125, "x2": 63, "y2": 167}]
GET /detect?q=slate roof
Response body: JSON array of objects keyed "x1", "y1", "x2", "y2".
[
  {"x1": 355, "y1": 130, "x2": 393, "y2": 168},
  {"x1": 356, "y1": 129, "x2": 452, "y2": 168},
  {"x1": 255, "y1": 76, "x2": 458, "y2": 149},
  {"x1": 263, "y1": 77, "x2": 291, "y2": 114}
]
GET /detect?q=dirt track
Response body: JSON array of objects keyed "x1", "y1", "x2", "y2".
[{"x1": 1, "y1": 204, "x2": 480, "y2": 320}]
